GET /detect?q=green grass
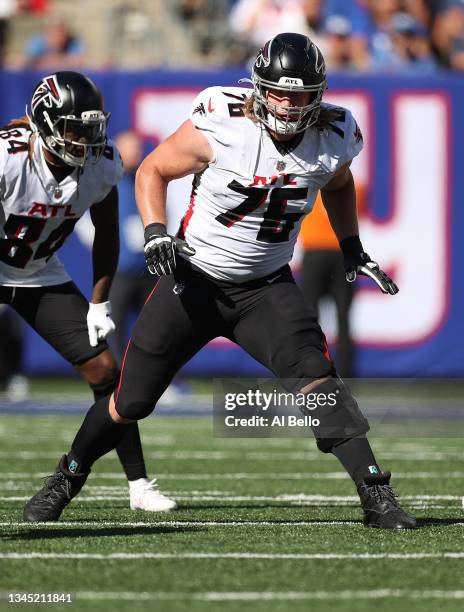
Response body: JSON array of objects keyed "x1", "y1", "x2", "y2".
[
  {"x1": 0, "y1": 413, "x2": 463, "y2": 611},
  {"x1": 24, "y1": 376, "x2": 213, "y2": 399}
]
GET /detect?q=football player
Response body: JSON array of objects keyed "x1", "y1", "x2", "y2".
[
  {"x1": 24, "y1": 37, "x2": 415, "y2": 528},
  {"x1": 1, "y1": 71, "x2": 175, "y2": 512}
]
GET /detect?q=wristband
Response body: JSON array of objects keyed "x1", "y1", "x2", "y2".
[
  {"x1": 339, "y1": 235, "x2": 363, "y2": 256},
  {"x1": 144, "y1": 223, "x2": 167, "y2": 242}
]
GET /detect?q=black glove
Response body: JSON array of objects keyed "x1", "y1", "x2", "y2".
[
  {"x1": 339, "y1": 235, "x2": 399, "y2": 295},
  {"x1": 143, "y1": 223, "x2": 195, "y2": 276}
]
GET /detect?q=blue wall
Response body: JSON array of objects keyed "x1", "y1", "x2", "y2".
[{"x1": 0, "y1": 69, "x2": 462, "y2": 377}]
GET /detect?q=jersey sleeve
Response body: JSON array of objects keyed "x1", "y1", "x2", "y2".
[
  {"x1": 328, "y1": 107, "x2": 364, "y2": 168},
  {"x1": 92, "y1": 140, "x2": 124, "y2": 203},
  {"x1": 190, "y1": 87, "x2": 236, "y2": 164},
  {"x1": 340, "y1": 109, "x2": 364, "y2": 167},
  {"x1": 317, "y1": 107, "x2": 364, "y2": 188},
  {"x1": 0, "y1": 139, "x2": 10, "y2": 202}
]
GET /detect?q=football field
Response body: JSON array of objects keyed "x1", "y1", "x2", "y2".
[{"x1": 0, "y1": 383, "x2": 463, "y2": 611}]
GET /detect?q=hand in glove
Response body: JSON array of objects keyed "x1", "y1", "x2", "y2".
[
  {"x1": 87, "y1": 301, "x2": 116, "y2": 347},
  {"x1": 143, "y1": 223, "x2": 195, "y2": 276},
  {"x1": 340, "y1": 236, "x2": 399, "y2": 295}
]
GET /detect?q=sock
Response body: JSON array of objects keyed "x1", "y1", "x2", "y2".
[
  {"x1": 67, "y1": 397, "x2": 130, "y2": 473},
  {"x1": 90, "y1": 370, "x2": 120, "y2": 403},
  {"x1": 115, "y1": 423, "x2": 148, "y2": 481},
  {"x1": 331, "y1": 437, "x2": 381, "y2": 484},
  {"x1": 91, "y1": 380, "x2": 147, "y2": 481}
]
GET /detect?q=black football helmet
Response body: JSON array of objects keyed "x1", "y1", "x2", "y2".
[
  {"x1": 28, "y1": 71, "x2": 109, "y2": 167},
  {"x1": 250, "y1": 33, "x2": 327, "y2": 135}
]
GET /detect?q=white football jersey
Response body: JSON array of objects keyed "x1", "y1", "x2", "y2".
[
  {"x1": 0, "y1": 126, "x2": 123, "y2": 286},
  {"x1": 179, "y1": 86, "x2": 363, "y2": 282}
]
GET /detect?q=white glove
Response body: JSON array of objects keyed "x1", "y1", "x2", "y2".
[{"x1": 87, "y1": 301, "x2": 116, "y2": 347}]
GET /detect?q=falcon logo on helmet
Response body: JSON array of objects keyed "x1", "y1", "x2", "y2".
[
  {"x1": 249, "y1": 32, "x2": 327, "y2": 136},
  {"x1": 313, "y1": 44, "x2": 325, "y2": 75},
  {"x1": 255, "y1": 38, "x2": 273, "y2": 68},
  {"x1": 31, "y1": 75, "x2": 63, "y2": 112}
]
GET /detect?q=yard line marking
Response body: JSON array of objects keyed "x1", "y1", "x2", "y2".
[
  {"x1": 11, "y1": 486, "x2": 454, "y2": 507},
  {"x1": 1, "y1": 520, "x2": 464, "y2": 529},
  {"x1": 0, "y1": 485, "x2": 232, "y2": 496},
  {"x1": 1, "y1": 552, "x2": 464, "y2": 560},
  {"x1": 0, "y1": 502, "x2": 455, "y2": 510},
  {"x1": 0, "y1": 521, "x2": 359, "y2": 528},
  {"x1": 71, "y1": 589, "x2": 464, "y2": 601},
  {"x1": 407, "y1": 505, "x2": 454, "y2": 510},
  {"x1": 1, "y1": 493, "x2": 462, "y2": 505},
  {"x1": 0, "y1": 489, "x2": 367, "y2": 499},
  {"x1": 0, "y1": 471, "x2": 463, "y2": 481}
]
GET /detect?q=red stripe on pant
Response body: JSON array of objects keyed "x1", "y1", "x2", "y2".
[
  {"x1": 116, "y1": 279, "x2": 160, "y2": 403},
  {"x1": 322, "y1": 333, "x2": 332, "y2": 364},
  {"x1": 144, "y1": 278, "x2": 160, "y2": 305},
  {"x1": 115, "y1": 339, "x2": 131, "y2": 404}
]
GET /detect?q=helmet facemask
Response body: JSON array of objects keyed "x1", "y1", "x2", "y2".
[
  {"x1": 252, "y1": 74, "x2": 326, "y2": 135},
  {"x1": 40, "y1": 110, "x2": 110, "y2": 167}
]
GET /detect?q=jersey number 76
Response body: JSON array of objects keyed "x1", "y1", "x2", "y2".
[{"x1": 215, "y1": 180, "x2": 308, "y2": 243}]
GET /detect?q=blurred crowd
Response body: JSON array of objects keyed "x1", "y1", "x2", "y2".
[
  {"x1": 228, "y1": 0, "x2": 464, "y2": 71},
  {"x1": 0, "y1": 0, "x2": 464, "y2": 71}
]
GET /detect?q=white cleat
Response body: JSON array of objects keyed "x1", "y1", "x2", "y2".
[{"x1": 128, "y1": 478, "x2": 177, "y2": 512}]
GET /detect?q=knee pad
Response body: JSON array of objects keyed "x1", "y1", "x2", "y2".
[
  {"x1": 114, "y1": 398, "x2": 155, "y2": 421},
  {"x1": 90, "y1": 369, "x2": 120, "y2": 401},
  {"x1": 278, "y1": 349, "x2": 335, "y2": 393},
  {"x1": 298, "y1": 377, "x2": 370, "y2": 453}
]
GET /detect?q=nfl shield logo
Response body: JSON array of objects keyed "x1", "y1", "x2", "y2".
[
  {"x1": 276, "y1": 160, "x2": 286, "y2": 172},
  {"x1": 173, "y1": 282, "x2": 185, "y2": 295},
  {"x1": 53, "y1": 188, "x2": 63, "y2": 199}
]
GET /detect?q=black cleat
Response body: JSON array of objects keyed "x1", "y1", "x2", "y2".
[
  {"x1": 357, "y1": 471, "x2": 417, "y2": 529},
  {"x1": 23, "y1": 455, "x2": 89, "y2": 522}
]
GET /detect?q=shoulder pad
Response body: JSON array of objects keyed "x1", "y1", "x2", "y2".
[
  {"x1": 320, "y1": 104, "x2": 363, "y2": 145},
  {"x1": 317, "y1": 104, "x2": 364, "y2": 173},
  {"x1": 97, "y1": 138, "x2": 124, "y2": 185},
  {"x1": 0, "y1": 122, "x2": 32, "y2": 135},
  {"x1": 191, "y1": 86, "x2": 250, "y2": 125},
  {"x1": 0, "y1": 124, "x2": 31, "y2": 158}
]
